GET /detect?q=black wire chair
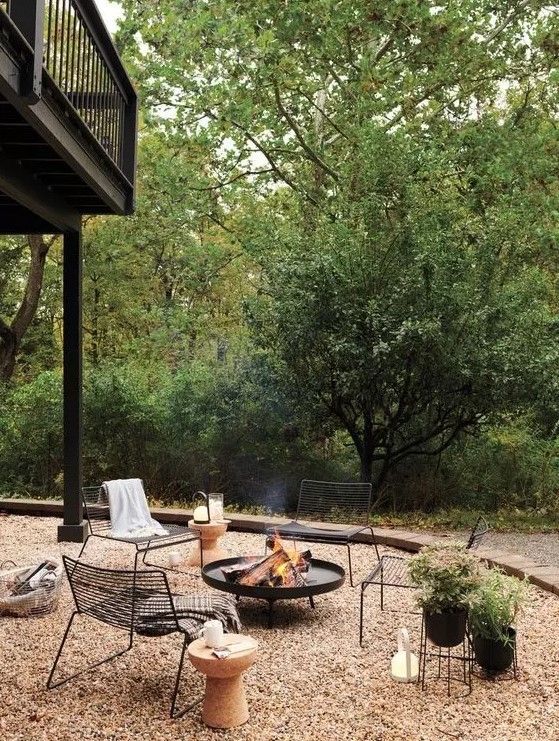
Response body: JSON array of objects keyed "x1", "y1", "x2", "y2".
[
  {"x1": 79, "y1": 485, "x2": 202, "y2": 573},
  {"x1": 359, "y1": 515, "x2": 490, "y2": 645},
  {"x1": 47, "y1": 557, "x2": 201, "y2": 718},
  {"x1": 265, "y1": 480, "x2": 379, "y2": 587}
]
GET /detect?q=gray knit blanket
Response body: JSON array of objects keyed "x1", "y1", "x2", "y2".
[{"x1": 135, "y1": 592, "x2": 241, "y2": 640}]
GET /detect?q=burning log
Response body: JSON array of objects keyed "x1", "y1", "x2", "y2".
[{"x1": 221, "y1": 537, "x2": 312, "y2": 588}]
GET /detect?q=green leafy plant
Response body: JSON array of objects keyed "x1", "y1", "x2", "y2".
[
  {"x1": 469, "y1": 568, "x2": 529, "y2": 645},
  {"x1": 408, "y1": 541, "x2": 480, "y2": 614}
]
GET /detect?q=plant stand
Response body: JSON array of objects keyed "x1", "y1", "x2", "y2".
[{"x1": 418, "y1": 612, "x2": 472, "y2": 697}]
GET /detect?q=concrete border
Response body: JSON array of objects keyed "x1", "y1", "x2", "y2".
[{"x1": 1, "y1": 497, "x2": 558, "y2": 596}]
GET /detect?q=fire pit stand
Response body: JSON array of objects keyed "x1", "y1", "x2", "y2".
[{"x1": 202, "y1": 556, "x2": 345, "y2": 627}]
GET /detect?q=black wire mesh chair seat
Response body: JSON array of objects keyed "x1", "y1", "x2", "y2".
[
  {"x1": 47, "y1": 557, "x2": 201, "y2": 718},
  {"x1": 272, "y1": 520, "x2": 370, "y2": 543},
  {"x1": 359, "y1": 515, "x2": 490, "y2": 645},
  {"x1": 80, "y1": 485, "x2": 201, "y2": 573},
  {"x1": 265, "y1": 480, "x2": 379, "y2": 587},
  {"x1": 364, "y1": 555, "x2": 414, "y2": 589}
]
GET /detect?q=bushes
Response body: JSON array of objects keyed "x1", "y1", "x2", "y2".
[
  {"x1": 1, "y1": 365, "x2": 557, "y2": 514},
  {"x1": 0, "y1": 359, "x2": 344, "y2": 505},
  {"x1": 0, "y1": 371, "x2": 62, "y2": 495},
  {"x1": 84, "y1": 363, "x2": 170, "y2": 490},
  {"x1": 380, "y1": 418, "x2": 559, "y2": 515}
]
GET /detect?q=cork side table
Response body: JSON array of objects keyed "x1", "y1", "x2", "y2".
[
  {"x1": 187, "y1": 520, "x2": 230, "y2": 566},
  {"x1": 187, "y1": 634, "x2": 258, "y2": 728}
]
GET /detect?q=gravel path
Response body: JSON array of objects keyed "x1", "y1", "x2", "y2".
[
  {"x1": 484, "y1": 533, "x2": 559, "y2": 568},
  {"x1": 447, "y1": 531, "x2": 559, "y2": 568},
  {"x1": 1, "y1": 515, "x2": 558, "y2": 741}
]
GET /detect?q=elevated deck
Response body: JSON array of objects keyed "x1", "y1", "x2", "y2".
[{"x1": 0, "y1": 0, "x2": 136, "y2": 233}]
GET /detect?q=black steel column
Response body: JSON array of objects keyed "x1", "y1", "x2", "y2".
[{"x1": 58, "y1": 229, "x2": 88, "y2": 542}]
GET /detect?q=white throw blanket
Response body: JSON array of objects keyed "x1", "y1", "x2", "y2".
[{"x1": 102, "y1": 479, "x2": 168, "y2": 539}]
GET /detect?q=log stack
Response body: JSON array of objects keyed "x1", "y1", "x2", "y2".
[{"x1": 222, "y1": 544, "x2": 311, "y2": 588}]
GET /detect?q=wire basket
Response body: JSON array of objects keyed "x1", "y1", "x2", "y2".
[{"x1": 0, "y1": 560, "x2": 63, "y2": 617}]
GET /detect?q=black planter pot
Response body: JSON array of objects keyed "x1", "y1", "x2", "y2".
[
  {"x1": 473, "y1": 627, "x2": 516, "y2": 672},
  {"x1": 425, "y1": 609, "x2": 467, "y2": 648}
]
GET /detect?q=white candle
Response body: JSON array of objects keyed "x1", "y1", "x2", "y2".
[{"x1": 193, "y1": 505, "x2": 209, "y2": 523}]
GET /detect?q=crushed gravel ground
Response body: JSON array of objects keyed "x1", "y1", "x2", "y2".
[
  {"x1": 483, "y1": 533, "x2": 559, "y2": 568},
  {"x1": 446, "y1": 531, "x2": 559, "y2": 567},
  {"x1": 1, "y1": 515, "x2": 558, "y2": 741}
]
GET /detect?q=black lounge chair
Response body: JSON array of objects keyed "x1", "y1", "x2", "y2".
[
  {"x1": 47, "y1": 557, "x2": 202, "y2": 718},
  {"x1": 265, "y1": 479, "x2": 379, "y2": 587},
  {"x1": 359, "y1": 515, "x2": 489, "y2": 645},
  {"x1": 79, "y1": 485, "x2": 201, "y2": 572}
]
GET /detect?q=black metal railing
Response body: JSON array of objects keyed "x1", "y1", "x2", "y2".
[
  {"x1": 4, "y1": 0, "x2": 136, "y2": 181},
  {"x1": 43, "y1": 0, "x2": 132, "y2": 173}
]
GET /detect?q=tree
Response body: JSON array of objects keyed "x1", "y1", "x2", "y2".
[
  {"x1": 0, "y1": 235, "x2": 56, "y2": 381},
  {"x1": 118, "y1": 1, "x2": 558, "y2": 486},
  {"x1": 246, "y1": 128, "x2": 557, "y2": 484},
  {"x1": 118, "y1": 0, "x2": 557, "y2": 212},
  {"x1": 81, "y1": 134, "x2": 252, "y2": 367}
]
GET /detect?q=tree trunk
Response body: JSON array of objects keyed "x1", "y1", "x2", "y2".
[
  {"x1": 0, "y1": 235, "x2": 52, "y2": 381},
  {"x1": 359, "y1": 409, "x2": 374, "y2": 483}
]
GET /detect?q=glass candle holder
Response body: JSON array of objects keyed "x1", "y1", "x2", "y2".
[{"x1": 208, "y1": 492, "x2": 224, "y2": 522}]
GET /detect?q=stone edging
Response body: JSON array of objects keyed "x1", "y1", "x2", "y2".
[{"x1": 1, "y1": 497, "x2": 558, "y2": 596}]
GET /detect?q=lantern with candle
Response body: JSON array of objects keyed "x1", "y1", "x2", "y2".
[
  {"x1": 390, "y1": 628, "x2": 419, "y2": 682},
  {"x1": 192, "y1": 491, "x2": 211, "y2": 524}
]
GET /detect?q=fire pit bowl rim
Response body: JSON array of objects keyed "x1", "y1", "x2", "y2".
[{"x1": 201, "y1": 556, "x2": 345, "y2": 601}]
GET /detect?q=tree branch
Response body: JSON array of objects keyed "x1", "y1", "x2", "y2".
[
  {"x1": 187, "y1": 168, "x2": 274, "y2": 191},
  {"x1": 205, "y1": 109, "x2": 326, "y2": 211},
  {"x1": 483, "y1": 0, "x2": 531, "y2": 44},
  {"x1": 272, "y1": 80, "x2": 340, "y2": 181}
]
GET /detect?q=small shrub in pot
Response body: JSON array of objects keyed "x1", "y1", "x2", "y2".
[
  {"x1": 469, "y1": 568, "x2": 528, "y2": 672},
  {"x1": 409, "y1": 541, "x2": 480, "y2": 647}
]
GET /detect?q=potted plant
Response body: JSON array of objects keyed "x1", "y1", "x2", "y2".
[
  {"x1": 469, "y1": 568, "x2": 528, "y2": 672},
  {"x1": 409, "y1": 541, "x2": 480, "y2": 647}
]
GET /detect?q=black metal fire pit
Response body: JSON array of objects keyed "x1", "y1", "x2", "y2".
[{"x1": 202, "y1": 556, "x2": 345, "y2": 627}]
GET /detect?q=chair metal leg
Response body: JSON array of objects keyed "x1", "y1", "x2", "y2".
[
  {"x1": 47, "y1": 612, "x2": 133, "y2": 689},
  {"x1": 78, "y1": 535, "x2": 90, "y2": 560},
  {"x1": 170, "y1": 634, "x2": 202, "y2": 719},
  {"x1": 347, "y1": 544, "x2": 354, "y2": 587},
  {"x1": 368, "y1": 526, "x2": 380, "y2": 561},
  {"x1": 359, "y1": 584, "x2": 366, "y2": 646}
]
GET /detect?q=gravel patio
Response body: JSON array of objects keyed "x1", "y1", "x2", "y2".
[{"x1": 1, "y1": 515, "x2": 558, "y2": 741}]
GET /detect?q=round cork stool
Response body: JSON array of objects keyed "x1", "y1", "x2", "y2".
[
  {"x1": 187, "y1": 520, "x2": 230, "y2": 566},
  {"x1": 187, "y1": 634, "x2": 258, "y2": 729}
]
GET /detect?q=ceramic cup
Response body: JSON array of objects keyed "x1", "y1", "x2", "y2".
[
  {"x1": 168, "y1": 550, "x2": 182, "y2": 568},
  {"x1": 202, "y1": 619, "x2": 225, "y2": 648}
]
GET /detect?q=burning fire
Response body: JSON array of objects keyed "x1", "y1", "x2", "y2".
[
  {"x1": 269, "y1": 533, "x2": 309, "y2": 577},
  {"x1": 222, "y1": 533, "x2": 312, "y2": 588}
]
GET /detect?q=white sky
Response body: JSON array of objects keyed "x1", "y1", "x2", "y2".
[{"x1": 96, "y1": 0, "x2": 123, "y2": 35}]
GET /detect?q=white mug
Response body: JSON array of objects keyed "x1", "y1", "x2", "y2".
[
  {"x1": 168, "y1": 550, "x2": 182, "y2": 568},
  {"x1": 201, "y1": 619, "x2": 224, "y2": 648}
]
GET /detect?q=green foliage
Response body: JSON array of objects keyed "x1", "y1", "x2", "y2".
[
  {"x1": 1, "y1": 1, "x2": 558, "y2": 516},
  {"x1": 0, "y1": 371, "x2": 62, "y2": 494},
  {"x1": 437, "y1": 420, "x2": 559, "y2": 513},
  {"x1": 409, "y1": 541, "x2": 481, "y2": 613},
  {"x1": 83, "y1": 363, "x2": 170, "y2": 486},
  {"x1": 368, "y1": 507, "x2": 559, "y2": 534},
  {"x1": 469, "y1": 568, "x2": 529, "y2": 644},
  {"x1": 246, "y1": 128, "x2": 557, "y2": 483}
]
